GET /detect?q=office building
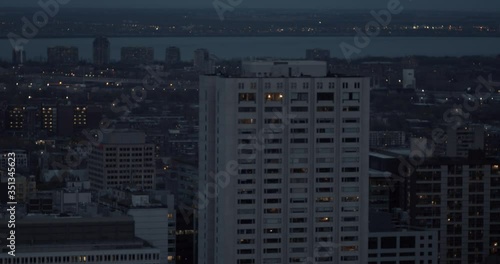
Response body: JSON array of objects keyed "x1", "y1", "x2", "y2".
[
  {"x1": 409, "y1": 157, "x2": 500, "y2": 264},
  {"x1": 368, "y1": 169, "x2": 405, "y2": 213},
  {"x1": 57, "y1": 105, "x2": 89, "y2": 137},
  {"x1": 15, "y1": 175, "x2": 37, "y2": 203},
  {"x1": 446, "y1": 124, "x2": 485, "y2": 157},
  {"x1": 47, "y1": 46, "x2": 79, "y2": 64},
  {"x1": 3, "y1": 105, "x2": 40, "y2": 137},
  {"x1": 12, "y1": 47, "x2": 26, "y2": 65},
  {"x1": 369, "y1": 151, "x2": 409, "y2": 212},
  {"x1": 28, "y1": 191, "x2": 55, "y2": 214},
  {"x1": 5, "y1": 106, "x2": 25, "y2": 131},
  {"x1": 93, "y1": 36, "x2": 111, "y2": 65},
  {"x1": 193, "y1": 48, "x2": 214, "y2": 74},
  {"x1": 402, "y1": 69, "x2": 416, "y2": 89},
  {"x1": 168, "y1": 158, "x2": 197, "y2": 264},
  {"x1": 169, "y1": 158, "x2": 198, "y2": 211},
  {"x1": 198, "y1": 61, "x2": 370, "y2": 264},
  {"x1": 0, "y1": 150, "x2": 28, "y2": 170},
  {"x1": 0, "y1": 214, "x2": 161, "y2": 264},
  {"x1": 25, "y1": 106, "x2": 40, "y2": 137},
  {"x1": 88, "y1": 130, "x2": 156, "y2": 191},
  {"x1": 366, "y1": 210, "x2": 438, "y2": 264},
  {"x1": 0, "y1": 172, "x2": 35, "y2": 204},
  {"x1": 368, "y1": 230, "x2": 438, "y2": 264},
  {"x1": 166, "y1": 46, "x2": 181, "y2": 65},
  {"x1": 57, "y1": 188, "x2": 92, "y2": 214},
  {"x1": 370, "y1": 131, "x2": 407, "y2": 148},
  {"x1": 41, "y1": 106, "x2": 57, "y2": 135},
  {"x1": 126, "y1": 191, "x2": 176, "y2": 264},
  {"x1": 486, "y1": 126, "x2": 500, "y2": 156},
  {"x1": 4, "y1": 104, "x2": 99, "y2": 138}
]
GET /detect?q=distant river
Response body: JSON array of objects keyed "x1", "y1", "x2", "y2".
[{"x1": 1, "y1": 37, "x2": 500, "y2": 62}]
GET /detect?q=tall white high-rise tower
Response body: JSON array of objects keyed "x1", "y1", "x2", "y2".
[{"x1": 198, "y1": 60, "x2": 370, "y2": 264}]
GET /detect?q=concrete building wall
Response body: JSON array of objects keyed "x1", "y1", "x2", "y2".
[
  {"x1": 129, "y1": 208, "x2": 171, "y2": 264},
  {"x1": 199, "y1": 61, "x2": 370, "y2": 264}
]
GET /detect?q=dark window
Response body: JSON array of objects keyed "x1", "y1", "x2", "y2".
[
  {"x1": 291, "y1": 106, "x2": 308, "y2": 112},
  {"x1": 317, "y1": 92, "x2": 334, "y2": 101},
  {"x1": 239, "y1": 93, "x2": 256, "y2": 102},
  {"x1": 265, "y1": 107, "x2": 282, "y2": 112},
  {"x1": 368, "y1": 237, "x2": 378, "y2": 249},
  {"x1": 239, "y1": 107, "x2": 256, "y2": 112},
  {"x1": 400, "y1": 236, "x2": 416, "y2": 248},
  {"x1": 381, "y1": 237, "x2": 397, "y2": 249}
]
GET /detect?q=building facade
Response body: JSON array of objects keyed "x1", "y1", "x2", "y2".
[
  {"x1": 0, "y1": 248, "x2": 161, "y2": 264},
  {"x1": 129, "y1": 206, "x2": 175, "y2": 264},
  {"x1": 446, "y1": 124, "x2": 485, "y2": 157},
  {"x1": 12, "y1": 47, "x2": 26, "y2": 65},
  {"x1": 166, "y1": 46, "x2": 181, "y2": 65},
  {"x1": 369, "y1": 131, "x2": 407, "y2": 148},
  {"x1": 193, "y1": 49, "x2": 214, "y2": 74},
  {"x1": 0, "y1": 214, "x2": 161, "y2": 264},
  {"x1": 93, "y1": 36, "x2": 111, "y2": 65},
  {"x1": 88, "y1": 130, "x2": 156, "y2": 191},
  {"x1": 368, "y1": 230, "x2": 439, "y2": 264},
  {"x1": 409, "y1": 158, "x2": 500, "y2": 264},
  {"x1": 0, "y1": 150, "x2": 28, "y2": 169},
  {"x1": 47, "y1": 46, "x2": 79, "y2": 64},
  {"x1": 170, "y1": 158, "x2": 198, "y2": 211},
  {"x1": 402, "y1": 69, "x2": 416, "y2": 89},
  {"x1": 5, "y1": 106, "x2": 26, "y2": 131},
  {"x1": 198, "y1": 61, "x2": 370, "y2": 264}
]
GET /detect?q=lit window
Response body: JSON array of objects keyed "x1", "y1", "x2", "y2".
[{"x1": 265, "y1": 93, "x2": 283, "y2": 102}]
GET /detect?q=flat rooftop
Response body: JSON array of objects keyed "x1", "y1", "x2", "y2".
[
  {"x1": 369, "y1": 152, "x2": 396, "y2": 159},
  {"x1": 205, "y1": 72, "x2": 365, "y2": 78},
  {"x1": 369, "y1": 169, "x2": 392, "y2": 177},
  {"x1": 11, "y1": 238, "x2": 154, "y2": 254},
  {"x1": 2, "y1": 214, "x2": 133, "y2": 224}
]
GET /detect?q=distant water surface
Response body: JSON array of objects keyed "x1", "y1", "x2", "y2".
[{"x1": 1, "y1": 36, "x2": 499, "y2": 61}]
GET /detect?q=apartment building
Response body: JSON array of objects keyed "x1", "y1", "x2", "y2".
[
  {"x1": 198, "y1": 61, "x2": 370, "y2": 264},
  {"x1": 409, "y1": 158, "x2": 500, "y2": 263}
]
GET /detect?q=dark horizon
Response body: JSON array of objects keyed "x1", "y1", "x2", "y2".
[
  {"x1": 2, "y1": 0, "x2": 500, "y2": 12},
  {"x1": 2, "y1": 6, "x2": 500, "y2": 12}
]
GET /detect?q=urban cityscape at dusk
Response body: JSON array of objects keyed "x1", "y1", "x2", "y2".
[{"x1": 0, "y1": 1, "x2": 500, "y2": 264}]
